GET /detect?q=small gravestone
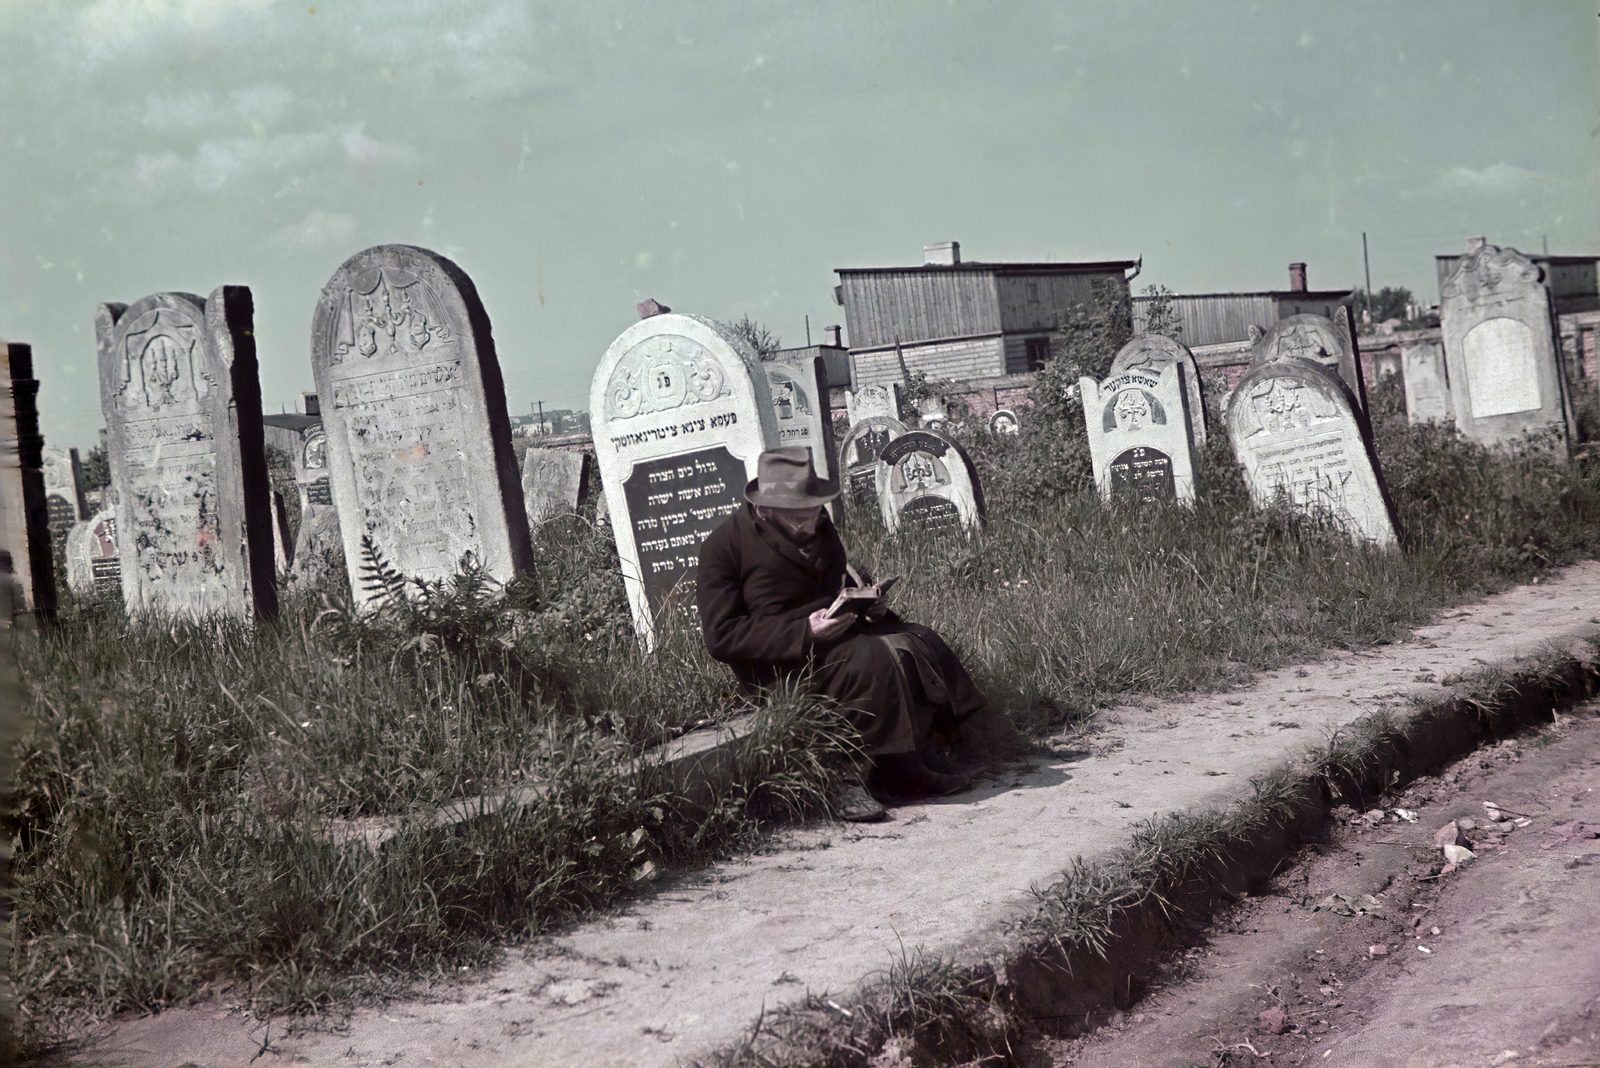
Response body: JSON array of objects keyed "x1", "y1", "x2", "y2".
[
  {"x1": 521, "y1": 448, "x2": 591, "y2": 528},
  {"x1": 1, "y1": 341, "x2": 57, "y2": 621},
  {"x1": 1247, "y1": 309, "x2": 1368, "y2": 415},
  {"x1": 1080, "y1": 362, "x2": 1201, "y2": 505},
  {"x1": 96, "y1": 288, "x2": 276, "y2": 620},
  {"x1": 845, "y1": 383, "x2": 901, "y2": 424},
  {"x1": 41, "y1": 446, "x2": 86, "y2": 558},
  {"x1": 591, "y1": 311, "x2": 777, "y2": 648},
  {"x1": 311, "y1": 245, "x2": 533, "y2": 610},
  {"x1": 65, "y1": 509, "x2": 121, "y2": 598},
  {"x1": 988, "y1": 409, "x2": 1021, "y2": 436},
  {"x1": 1226, "y1": 359, "x2": 1399, "y2": 547},
  {"x1": 836, "y1": 415, "x2": 910, "y2": 505},
  {"x1": 1438, "y1": 241, "x2": 1574, "y2": 450},
  {"x1": 1401, "y1": 341, "x2": 1454, "y2": 425},
  {"x1": 875, "y1": 429, "x2": 984, "y2": 533},
  {"x1": 286, "y1": 423, "x2": 341, "y2": 587},
  {"x1": 1109, "y1": 335, "x2": 1207, "y2": 452},
  {"x1": 765, "y1": 356, "x2": 838, "y2": 484}
]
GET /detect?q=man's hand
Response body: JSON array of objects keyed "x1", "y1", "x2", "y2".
[{"x1": 808, "y1": 607, "x2": 856, "y2": 643}]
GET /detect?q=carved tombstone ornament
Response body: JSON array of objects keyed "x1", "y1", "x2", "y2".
[
  {"x1": 1108, "y1": 335, "x2": 1206, "y2": 452},
  {"x1": 1225, "y1": 359, "x2": 1399, "y2": 548},
  {"x1": 311, "y1": 245, "x2": 532, "y2": 611},
  {"x1": 1247, "y1": 310, "x2": 1369, "y2": 415},
  {"x1": 95, "y1": 288, "x2": 277, "y2": 620},
  {"x1": 1080, "y1": 362, "x2": 1201, "y2": 506},
  {"x1": 1437, "y1": 242, "x2": 1574, "y2": 450},
  {"x1": 875, "y1": 429, "x2": 985, "y2": 534},
  {"x1": 591, "y1": 312, "x2": 777, "y2": 649}
]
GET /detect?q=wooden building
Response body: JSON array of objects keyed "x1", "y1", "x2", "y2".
[{"x1": 1131, "y1": 263, "x2": 1354, "y2": 368}]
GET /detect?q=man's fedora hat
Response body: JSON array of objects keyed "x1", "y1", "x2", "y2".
[{"x1": 744, "y1": 447, "x2": 840, "y2": 508}]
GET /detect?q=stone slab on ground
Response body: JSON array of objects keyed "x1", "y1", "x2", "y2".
[{"x1": 73, "y1": 562, "x2": 1600, "y2": 1068}]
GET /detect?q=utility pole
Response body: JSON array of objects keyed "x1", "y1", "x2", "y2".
[
  {"x1": 537, "y1": 400, "x2": 545, "y2": 437},
  {"x1": 1362, "y1": 232, "x2": 1373, "y2": 323},
  {"x1": 805, "y1": 314, "x2": 811, "y2": 347}
]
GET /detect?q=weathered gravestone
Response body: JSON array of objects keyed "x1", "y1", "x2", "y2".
[
  {"x1": 988, "y1": 409, "x2": 1020, "y2": 437},
  {"x1": 521, "y1": 448, "x2": 591, "y2": 528},
  {"x1": 65, "y1": 509, "x2": 120, "y2": 599},
  {"x1": 837, "y1": 415, "x2": 910, "y2": 505},
  {"x1": 41, "y1": 446, "x2": 87, "y2": 557},
  {"x1": 1247, "y1": 309, "x2": 1369, "y2": 415},
  {"x1": 1109, "y1": 335, "x2": 1207, "y2": 452},
  {"x1": 311, "y1": 245, "x2": 532, "y2": 610},
  {"x1": 875, "y1": 429, "x2": 985, "y2": 534},
  {"x1": 1438, "y1": 241, "x2": 1575, "y2": 450},
  {"x1": 97, "y1": 288, "x2": 277, "y2": 620},
  {"x1": 287, "y1": 423, "x2": 342, "y2": 587},
  {"x1": 1401, "y1": 341, "x2": 1454, "y2": 426},
  {"x1": 764, "y1": 356, "x2": 838, "y2": 484},
  {"x1": 1080, "y1": 362, "x2": 1201, "y2": 506},
  {"x1": 1, "y1": 341, "x2": 57, "y2": 622},
  {"x1": 1226, "y1": 359, "x2": 1399, "y2": 548},
  {"x1": 591, "y1": 312, "x2": 777, "y2": 648},
  {"x1": 846, "y1": 382, "x2": 901, "y2": 424}
]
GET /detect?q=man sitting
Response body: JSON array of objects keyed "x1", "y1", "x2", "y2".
[{"x1": 696, "y1": 448, "x2": 989, "y2": 818}]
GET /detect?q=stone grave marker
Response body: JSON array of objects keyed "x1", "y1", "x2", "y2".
[
  {"x1": 1, "y1": 341, "x2": 57, "y2": 621},
  {"x1": 1080, "y1": 362, "x2": 1201, "y2": 506},
  {"x1": 988, "y1": 409, "x2": 1021, "y2": 436},
  {"x1": 836, "y1": 415, "x2": 910, "y2": 506},
  {"x1": 1401, "y1": 341, "x2": 1454, "y2": 426},
  {"x1": 845, "y1": 382, "x2": 901, "y2": 424},
  {"x1": 65, "y1": 509, "x2": 120, "y2": 599},
  {"x1": 41, "y1": 446, "x2": 87, "y2": 558},
  {"x1": 311, "y1": 245, "x2": 532, "y2": 610},
  {"x1": 1225, "y1": 359, "x2": 1399, "y2": 547},
  {"x1": 1247, "y1": 309, "x2": 1369, "y2": 415},
  {"x1": 521, "y1": 448, "x2": 591, "y2": 528},
  {"x1": 97, "y1": 288, "x2": 278, "y2": 620},
  {"x1": 1438, "y1": 241, "x2": 1575, "y2": 450},
  {"x1": 286, "y1": 422, "x2": 343, "y2": 587},
  {"x1": 764, "y1": 355, "x2": 838, "y2": 485},
  {"x1": 591, "y1": 311, "x2": 777, "y2": 648},
  {"x1": 1109, "y1": 334, "x2": 1207, "y2": 452},
  {"x1": 875, "y1": 429, "x2": 985, "y2": 534}
]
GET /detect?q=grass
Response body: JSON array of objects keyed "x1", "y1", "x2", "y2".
[{"x1": 6, "y1": 371, "x2": 1600, "y2": 1048}]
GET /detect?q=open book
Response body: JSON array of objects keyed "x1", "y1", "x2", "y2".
[{"x1": 824, "y1": 574, "x2": 899, "y2": 619}]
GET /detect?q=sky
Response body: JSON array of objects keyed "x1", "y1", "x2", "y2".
[{"x1": 3, "y1": 0, "x2": 1597, "y2": 450}]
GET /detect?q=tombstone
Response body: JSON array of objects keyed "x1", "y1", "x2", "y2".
[
  {"x1": 1438, "y1": 241, "x2": 1574, "y2": 450},
  {"x1": 1225, "y1": 359, "x2": 1399, "y2": 548},
  {"x1": 1247, "y1": 309, "x2": 1369, "y2": 415},
  {"x1": 65, "y1": 509, "x2": 120, "y2": 599},
  {"x1": 311, "y1": 245, "x2": 533, "y2": 611},
  {"x1": 1401, "y1": 341, "x2": 1454, "y2": 426},
  {"x1": 1, "y1": 341, "x2": 57, "y2": 622},
  {"x1": 271, "y1": 490, "x2": 292, "y2": 573},
  {"x1": 764, "y1": 356, "x2": 838, "y2": 483},
  {"x1": 836, "y1": 415, "x2": 910, "y2": 505},
  {"x1": 876, "y1": 429, "x2": 985, "y2": 534},
  {"x1": 915, "y1": 395, "x2": 949, "y2": 426},
  {"x1": 286, "y1": 422, "x2": 342, "y2": 588},
  {"x1": 520, "y1": 448, "x2": 591, "y2": 528},
  {"x1": 591, "y1": 311, "x2": 777, "y2": 648},
  {"x1": 845, "y1": 383, "x2": 902, "y2": 424},
  {"x1": 988, "y1": 408, "x2": 1021, "y2": 437},
  {"x1": 1109, "y1": 334, "x2": 1207, "y2": 452},
  {"x1": 41, "y1": 447, "x2": 87, "y2": 558},
  {"x1": 1080, "y1": 362, "x2": 1201, "y2": 506}
]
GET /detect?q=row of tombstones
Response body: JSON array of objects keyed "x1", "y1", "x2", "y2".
[{"x1": 5, "y1": 241, "x2": 1575, "y2": 641}]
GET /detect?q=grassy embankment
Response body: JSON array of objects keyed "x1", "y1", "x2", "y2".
[{"x1": 6, "y1": 369, "x2": 1600, "y2": 1038}]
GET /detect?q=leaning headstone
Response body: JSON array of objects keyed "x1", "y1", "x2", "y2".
[
  {"x1": 521, "y1": 448, "x2": 591, "y2": 528},
  {"x1": 1109, "y1": 334, "x2": 1207, "y2": 452},
  {"x1": 876, "y1": 429, "x2": 985, "y2": 534},
  {"x1": 1401, "y1": 341, "x2": 1454, "y2": 426},
  {"x1": 1225, "y1": 359, "x2": 1399, "y2": 547},
  {"x1": 1438, "y1": 241, "x2": 1574, "y2": 450},
  {"x1": 97, "y1": 288, "x2": 278, "y2": 620},
  {"x1": 311, "y1": 245, "x2": 533, "y2": 610},
  {"x1": 1, "y1": 341, "x2": 57, "y2": 622},
  {"x1": 65, "y1": 509, "x2": 120, "y2": 599},
  {"x1": 764, "y1": 356, "x2": 838, "y2": 483},
  {"x1": 591, "y1": 311, "x2": 777, "y2": 648},
  {"x1": 1247, "y1": 309, "x2": 1368, "y2": 415},
  {"x1": 1080, "y1": 362, "x2": 1201, "y2": 505},
  {"x1": 836, "y1": 415, "x2": 910, "y2": 505}
]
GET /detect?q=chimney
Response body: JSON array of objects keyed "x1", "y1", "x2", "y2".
[
  {"x1": 301, "y1": 392, "x2": 320, "y2": 417},
  {"x1": 923, "y1": 241, "x2": 960, "y2": 266},
  {"x1": 1288, "y1": 263, "x2": 1307, "y2": 293},
  {"x1": 636, "y1": 297, "x2": 671, "y2": 319},
  {"x1": 823, "y1": 325, "x2": 843, "y2": 348}
]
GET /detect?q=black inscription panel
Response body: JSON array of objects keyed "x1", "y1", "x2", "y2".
[
  {"x1": 1109, "y1": 446, "x2": 1175, "y2": 504},
  {"x1": 622, "y1": 446, "x2": 745, "y2": 615},
  {"x1": 899, "y1": 495, "x2": 962, "y2": 531},
  {"x1": 306, "y1": 477, "x2": 333, "y2": 506}
]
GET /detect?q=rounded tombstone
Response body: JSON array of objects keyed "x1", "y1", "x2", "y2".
[
  {"x1": 875, "y1": 428, "x2": 985, "y2": 535},
  {"x1": 988, "y1": 408, "x2": 1021, "y2": 437},
  {"x1": 836, "y1": 415, "x2": 910, "y2": 506},
  {"x1": 1109, "y1": 334, "x2": 1205, "y2": 451}
]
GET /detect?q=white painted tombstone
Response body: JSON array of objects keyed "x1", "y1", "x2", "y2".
[
  {"x1": 875, "y1": 429, "x2": 985, "y2": 534},
  {"x1": 1080, "y1": 362, "x2": 1201, "y2": 506},
  {"x1": 1401, "y1": 341, "x2": 1454, "y2": 426},
  {"x1": 1438, "y1": 241, "x2": 1574, "y2": 450},
  {"x1": 1108, "y1": 335, "x2": 1207, "y2": 452},
  {"x1": 836, "y1": 415, "x2": 911, "y2": 506},
  {"x1": 65, "y1": 509, "x2": 120, "y2": 599},
  {"x1": 764, "y1": 356, "x2": 838, "y2": 483},
  {"x1": 988, "y1": 409, "x2": 1020, "y2": 437},
  {"x1": 95, "y1": 288, "x2": 277, "y2": 620},
  {"x1": 1225, "y1": 359, "x2": 1399, "y2": 548},
  {"x1": 520, "y1": 448, "x2": 591, "y2": 528},
  {"x1": 311, "y1": 245, "x2": 532, "y2": 610},
  {"x1": 1247, "y1": 309, "x2": 1369, "y2": 415},
  {"x1": 591, "y1": 312, "x2": 777, "y2": 649}
]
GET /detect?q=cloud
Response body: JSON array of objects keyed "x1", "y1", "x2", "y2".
[
  {"x1": 341, "y1": 124, "x2": 417, "y2": 167},
  {"x1": 1437, "y1": 162, "x2": 1541, "y2": 192},
  {"x1": 69, "y1": 0, "x2": 283, "y2": 65},
  {"x1": 140, "y1": 84, "x2": 297, "y2": 130},
  {"x1": 267, "y1": 209, "x2": 358, "y2": 252}
]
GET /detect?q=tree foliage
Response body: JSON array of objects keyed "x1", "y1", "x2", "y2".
[
  {"x1": 729, "y1": 315, "x2": 781, "y2": 359},
  {"x1": 1354, "y1": 286, "x2": 1417, "y2": 326}
]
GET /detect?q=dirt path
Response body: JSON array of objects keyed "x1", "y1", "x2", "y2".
[
  {"x1": 65, "y1": 562, "x2": 1600, "y2": 1068},
  {"x1": 1048, "y1": 698, "x2": 1600, "y2": 1068}
]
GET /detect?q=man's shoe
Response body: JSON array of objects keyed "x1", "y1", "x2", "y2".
[
  {"x1": 836, "y1": 783, "x2": 889, "y2": 823},
  {"x1": 869, "y1": 753, "x2": 971, "y2": 800}
]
